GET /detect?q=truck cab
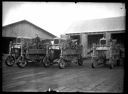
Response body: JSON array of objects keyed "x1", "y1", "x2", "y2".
[
  {"x1": 49, "y1": 38, "x2": 66, "y2": 50},
  {"x1": 96, "y1": 37, "x2": 110, "y2": 51}
]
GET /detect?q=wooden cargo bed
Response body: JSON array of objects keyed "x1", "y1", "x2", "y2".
[
  {"x1": 62, "y1": 48, "x2": 82, "y2": 55},
  {"x1": 27, "y1": 49, "x2": 46, "y2": 54}
]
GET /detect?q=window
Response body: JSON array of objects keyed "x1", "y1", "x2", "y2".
[
  {"x1": 54, "y1": 39, "x2": 59, "y2": 44},
  {"x1": 100, "y1": 39, "x2": 106, "y2": 45}
]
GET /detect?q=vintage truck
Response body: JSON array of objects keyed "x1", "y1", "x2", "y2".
[
  {"x1": 43, "y1": 38, "x2": 83, "y2": 69},
  {"x1": 90, "y1": 37, "x2": 124, "y2": 69},
  {"x1": 5, "y1": 36, "x2": 49, "y2": 68}
]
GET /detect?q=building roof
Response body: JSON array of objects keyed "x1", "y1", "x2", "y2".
[
  {"x1": 3, "y1": 20, "x2": 56, "y2": 38},
  {"x1": 66, "y1": 16, "x2": 125, "y2": 34}
]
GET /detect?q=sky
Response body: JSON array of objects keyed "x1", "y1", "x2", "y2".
[{"x1": 2, "y1": 2, "x2": 125, "y2": 37}]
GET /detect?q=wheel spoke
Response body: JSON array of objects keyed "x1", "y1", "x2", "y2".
[
  {"x1": 17, "y1": 56, "x2": 27, "y2": 68},
  {"x1": 5, "y1": 56, "x2": 15, "y2": 66},
  {"x1": 59, "y1": 59, "x2": 65, "y2": 69}
]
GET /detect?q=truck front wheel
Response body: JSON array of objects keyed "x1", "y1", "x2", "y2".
[
  {"x1": 91, "y1": 58, "x2": 97, "y2": 68},
  {"x1": 17, "y1": 56, "x2": 27, "y2": 68},
  {"x1": 43, "y1": 56, "x2": 50, "y2": 68},
  {"x1": 5, "y1": 55, "x2": 15, "y2": 67},
  {"x1": 109, "y1": 59, "x2": 114, "y2": 69},
  {"x1": 78, "y1": 58, "x2": 83, "y2": 66},
  {"x1": 59, "y1": 59, "x2": 66, "y2": 69}
]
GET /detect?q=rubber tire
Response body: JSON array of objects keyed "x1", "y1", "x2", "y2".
[
  {"x1": 91, "y1": 62, "x2": 95, "y2": 68},
  {"x1": 5, "y1": 55, "x2": 15, "y2": 67},
  {"x1": 110, "y1": 63, "x2": 114, "y2": 69},
  {"x1": 59, "y1": 59, "x2": 66, "y2": 69},
  {"x1": 67, "y1": 62, "x2": 71, "y2": 67},
  {"x1": 78, "y1": 59, "x2": 83, "y2": 66},
  {"x1": 17, "y1": 56, "x2": 27, "y2": 68},
  {"x1": 116, "y1": 59, "x2": 120, "y2": 66},
  {"x1": 91, "y1": 58, "x2": 97, "y2": 68},
  {"x1": 43, "y1": 56, "x2": 50, "y2": 68},
  {"x1": 40, "y1": 57, "x2": 45, "y2": 67}
]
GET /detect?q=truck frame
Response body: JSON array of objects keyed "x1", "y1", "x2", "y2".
[
  {"x1": 91, "y1": 37, "x2": 123, "y2": 69},
  {"x1": 5, "y1": 37, "x2": 47, "y2": 68},
  {"x1": 43, "y1": 38, "x2": 83, "y2": 69}
]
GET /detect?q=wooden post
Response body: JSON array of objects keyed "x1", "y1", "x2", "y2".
[
  {"x1": 105, "y1": 32, "x2": 111, "y2": 45},
  {"x1": 9, "y1": 41, "x2": 12, "y2": 55},
  {"x1": 21, "y1": 38, "x2": 23, "y2": 57},
  {"x1": 80, "y1": 33, "x2": 88, "y2": 58}
]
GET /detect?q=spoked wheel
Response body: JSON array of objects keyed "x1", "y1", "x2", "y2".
[
  {"x1": 116, "y1": 59, "x2": 121, "y2": 66},
  {"x1": 17, "y1": 56, "x2": 27, "y2": 68},
  {"x1": 119, "y1": 58, "x2": 123, "y2": 66},
  {"x1": 78, "y1": 58, "x2": 83, "y2": 66},
  {"x1": 91, "y1": 59, "x2": 97, "y2": 68},
  {"x1": 92, "y1": 62, "x2": 96, "y2": 68},
  {"x1": 40, "y1": 57, "x2": 45, "y2": 67},
  {"x1": 67, "y1": 61, "x2": 71, "y2": 67},
  {"x1": 110, "y1": 63, "x2": 114, "y2": 69},
  {"x1": 109, "y1": 59, "x2": 114, "y2": 69},
  {"x1": 59, "y1": 59, "x2": 66, "y2": 69},
  {"x1": 5, "y1": 55, "x2": 15, "y2": 67},
  {"x1": 43, "y1": 56, "x2": 50, "y2": 68},
  {"x1": 78, "y1": 55, "x2": 83, "y2": 66}
]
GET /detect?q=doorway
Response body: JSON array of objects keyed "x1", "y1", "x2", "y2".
[
  {"x1": 88, "y1": 34, "x2": 103, "y2": 49},
  {"x1": 70, "y1": 35, "x2": 80, "y2": 45},
  {"x1": 2, "y1": 37, "x2": 16, "y2": 54},
  {"x1": 111, "y1": 33, "x2": 125, "y2": 46}
]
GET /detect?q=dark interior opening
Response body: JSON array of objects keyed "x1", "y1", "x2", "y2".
[
  {"x1": 70, "y1": 35, "x2": 80, "y2": 44},
  {"x1": 2, "y1": 37, "x2": 16, "y2": 54},
  {"x1": 111, "y1": 33, "x2": 125, "y2": 47},
  {"x1": 54, "y1": 39, "x2": 59, "y2": 44},
  {"x1": 88, "y1": 34, "x2": 103, "y2": 49}
]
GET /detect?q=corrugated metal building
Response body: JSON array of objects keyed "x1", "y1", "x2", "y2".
[
  {"x1": 2, "y1": 20, "x2": 56, "y2": 53},
  {"x1": 61, "y1": 16, "x2": 125, "y2": 58}
]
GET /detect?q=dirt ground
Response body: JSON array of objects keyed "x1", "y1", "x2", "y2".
[{"x1": 2, "y1": 58, "x2": 124, "y2": 92}]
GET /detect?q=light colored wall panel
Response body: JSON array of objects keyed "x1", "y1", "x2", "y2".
[
  {"x1": 2, "y1": 22, "x2": 54, "y2": 39},
  {"x1": 80, "y1": 33, "x2": 88, "y2": 58}
]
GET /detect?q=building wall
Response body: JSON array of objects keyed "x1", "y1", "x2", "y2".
[
  {"x1": 64, "y1": 31, "x2": 125, "y2": 58},
  {"x1": 2, "y1": 22, "x2": 54, "y2": 39},
  {"x1": 2, "y1": 22, "x2": 55, "y2": 54},
  {"x1": 105, "y1": 32, "x2": 111, "y2": 45},
  {"x1": 80, "y1": 33, "x2": 88, "y2": 58},
  {"x1": 87, "y1": 34, "x2": 103, "y2": 49}
]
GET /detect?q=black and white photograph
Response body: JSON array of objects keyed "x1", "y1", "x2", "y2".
[{"x1": 2, "y1": 2, "x2": 125, "y2": 92}]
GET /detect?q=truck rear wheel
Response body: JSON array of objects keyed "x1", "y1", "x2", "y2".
[
  {"x1": 43, "y1": 56, "x2": 50, "y2": 68},
  {"x1": 109, "y1": 59, "x2": 114, "y2": 69},
  {"x1": 91, "y1": 58, "x2": 98, "y2": 68},
  {"x1": 78, "y1": 59, "x2": 83, "y2": 66},
  {"x1": 59, "y1": 59, "x2": 66, "y2": 69},
  {"x1": 17, "y1": 56, "x2": 27, "y2": 68},
  {"x1": 110, "y1": 63, "x2": 114, "y2": 69},
  {"x1": 91, "y1": 62, "x2": 96, "y2": 68},
  {"x1": 116, "y1": 59, "x2": 120, "y2": 66},
  {"x1": 5, "y1": 55, "x2": 15, "y2": 67}
]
